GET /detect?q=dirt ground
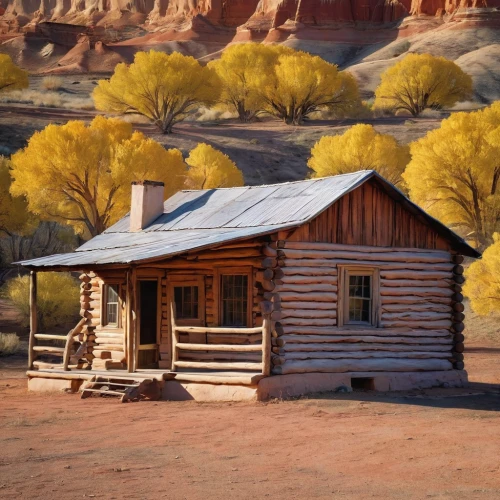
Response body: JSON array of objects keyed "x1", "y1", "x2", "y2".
[{"x1": 1, "y1": 290, "x2": 499, "y2": 500}]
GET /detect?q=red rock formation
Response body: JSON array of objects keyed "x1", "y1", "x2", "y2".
[
  {"x1": 270, "y1": 0, "x2": 411, "y2": 25},
  {"x1": 2, "y1": 0, "x2": 500, "y2": 37},
  {"x1": 410, "y1": 0, "x2": 500, "y2": 16}
]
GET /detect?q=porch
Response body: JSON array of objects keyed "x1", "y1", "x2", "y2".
[
  {"x1": 26, "y1": 264, "x2": 273, "y2": 393},
  {"x1": 26, "y1": 367, "x2": 267, "y2": 402}
]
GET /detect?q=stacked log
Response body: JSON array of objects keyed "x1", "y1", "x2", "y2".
[
  {"x1": 86, "y1": 271, "x2": 127, "y2": 370},
  {"x1": 451, "y1": 255, "x2": 466, "y2": 370},
  {"x1": 78, "y1": 272, "x2": 98, "y2": 367},
  {"x1": 270, "y1": 241, "x2": 458, "y2": 375}
]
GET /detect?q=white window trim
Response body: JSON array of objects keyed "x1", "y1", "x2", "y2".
[{"x1": 337, "y1": 265, "x2": 380, "y2": 329}]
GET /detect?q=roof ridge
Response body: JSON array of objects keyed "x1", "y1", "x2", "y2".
[{"x1": 180, "y1": 170, "x2": 375, "y2": 193}]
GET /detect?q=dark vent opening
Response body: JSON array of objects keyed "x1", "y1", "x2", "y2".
[{"x1": 351, "y1": 377, "x2": 375, "y2": 391}]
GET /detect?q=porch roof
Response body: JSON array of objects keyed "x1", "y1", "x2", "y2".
[{"x1": 16, "y1": 170, "x2": 480, "y2": 270}]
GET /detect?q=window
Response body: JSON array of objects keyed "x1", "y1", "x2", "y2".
[
  {"x1": 221, "y1": 274, "x2": 249, "y2": 327},
  {"x1": 348, "y1": 275, "x2": 372, "y2": 323},
  {"x1": 104, "y1": 284, "x2": 120, "y2": 327},
  {"x1": 174, "y1": 285, "x2": 199, "y2": 320},
  {"x1": 168, "y1": 276, "x2": 205, "y2": 326},
  {"x1": 338, "y1": 267, "x2": 380, "y2": 328}
]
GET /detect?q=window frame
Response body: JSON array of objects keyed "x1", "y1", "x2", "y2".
[
  {"x1": 214, "y1": 267, "x2": 253, "y2": 328},
  {"x1": 337, "y1": 265, "x2": 380, "y2": 329},
  {"x1": 168, "y1": 276, "x2": 205, "y2": 327},
  {"x1": 100, "y1": 282, "x2": 123, "y2": 330}
]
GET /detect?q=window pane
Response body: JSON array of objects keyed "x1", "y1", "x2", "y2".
[
  {"x1": 221, "y1": 275, "x2": 248, "y2": 327},
  {"x1": 174, "y1": 286, "x2": 199, "y2": 319},
  {"x1": 106, "y1": 285, "x2": 119, "y2": 325},
  {"x1": 348, "y1": 275, "x2": 372, "y2": 324}
]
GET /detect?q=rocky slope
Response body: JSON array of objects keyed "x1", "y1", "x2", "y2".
[{"x1": 1, "y1": 0, "x2": 500, "y2": 102}]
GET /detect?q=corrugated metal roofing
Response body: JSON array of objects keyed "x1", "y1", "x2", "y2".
[
  {"x1": 104, "y1": 172, "x2": 369, "y2": 233},
  {"x1": 16, "y1": 171, "x2": 480, "y2": 269}
]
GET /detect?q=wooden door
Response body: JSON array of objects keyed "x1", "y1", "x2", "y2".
[{"x1": 138, "y1": 280, "x2": 159, "y2": 369}]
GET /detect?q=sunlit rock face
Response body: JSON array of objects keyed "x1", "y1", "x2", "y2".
[{"x1": 9, "y1": 0, "x2": 500, "y2": 26}]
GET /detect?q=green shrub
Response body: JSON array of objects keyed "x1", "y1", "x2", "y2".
[
  {"x1": 5, "y1": 273, "x2": 80, "y2": 330},
  {"x1": 0, "y1": 333, "x2": 21, "y2": 356}
]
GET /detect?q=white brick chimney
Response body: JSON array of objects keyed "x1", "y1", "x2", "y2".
[{"x1": 130, "y1": 180, "x2": 165, "y2": 232}]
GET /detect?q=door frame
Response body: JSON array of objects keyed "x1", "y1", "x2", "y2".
[{"x1": 136, "y1": 276, "x2": 162, "y2": 369}]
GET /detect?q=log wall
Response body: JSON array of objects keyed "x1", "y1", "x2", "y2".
[
  {"x1": 79, "y1": 270, "x2": 127, "y2": 371},
  {"x1": 271, "y1": 241, "x2": 465, "y2": 376}
]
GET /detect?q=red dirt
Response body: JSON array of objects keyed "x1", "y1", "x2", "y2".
[{"x1": 0, "y1": 342, "x2": 499, "y2": 500}]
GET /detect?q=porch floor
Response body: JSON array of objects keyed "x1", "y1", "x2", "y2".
[{"x1": 26, "y1": 368, "x2": 265, "y2": 386}]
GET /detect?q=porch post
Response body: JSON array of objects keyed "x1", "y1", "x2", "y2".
[
  {"x1": 28, "y1": 270, "x2": 37, "y2": 369},
  {"x1": 126, "y1": 266, "x2": 137, "y2": 373},
  {"x1": 262, "y1": 314, "x2": 271, "y2": 377}
]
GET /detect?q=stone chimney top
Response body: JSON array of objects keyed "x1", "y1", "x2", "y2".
[{"x1": 130, "y1": 180, "x2": 165, "y2": 232}]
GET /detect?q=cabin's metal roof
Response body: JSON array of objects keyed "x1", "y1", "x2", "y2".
[{"x1": 16, "y1": 171, "x2": 480, "y2": 269}]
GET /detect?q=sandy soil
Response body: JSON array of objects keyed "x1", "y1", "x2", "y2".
[
  {"x1": 0, "y1": 346, "x2": 499, "y2": 500},
  {"x1": 1, "y1": 294, "x2": 499, "y2": 500}
]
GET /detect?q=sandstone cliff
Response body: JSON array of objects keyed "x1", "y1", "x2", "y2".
[{"x1": 5, "y1": 0, "x2": 499, "y2": 28}]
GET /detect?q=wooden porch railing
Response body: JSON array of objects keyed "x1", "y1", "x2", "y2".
[
  {"x1": 28, "y1": 271, "x2": 88, "y2": 371},
  {"x1": 29, "y1": 317, "x2": 87, "y2": 371},
  {"x1": 170, "y1": 303, "x2": 271, "y2": 376}
]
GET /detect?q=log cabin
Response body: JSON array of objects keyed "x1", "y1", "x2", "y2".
[{"x1": 17, "y1": 171, "x2": 480, "y2": 401}]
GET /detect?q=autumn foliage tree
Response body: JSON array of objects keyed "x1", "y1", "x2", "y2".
[
  {"x1": 10, "y1": 117, "x2": 187, "y2": 238},
  {"x1": 208, "y1": 44, "x2": 292, "y2": 122},
  {"x1": 0, "y1": 55, "x2": 28, "y2": 93},
  {"x1": 185, "y1": 144, "x2": 244, "y2": 189},
  {"x1": 0, "y1": 157, "x2": 30, "y2": 237},
  {"x1": 374, "y1": 53, "x2": 472, "y2": 116},
  {"x1": 260, "y1": 50, "x2": 360, "y2": 125},
  {"x1": 93, "y1": 51, "x2": 220, "y2": 134},
  {"x1": 308, "y1": 124, "x2": 409, "y2": 187},
  {"x1": 464, "y1": 234, "x2": 500, "y2": 316},
  {"x1": 403, "y1": 103, "x2": 500, "y2": 250}
]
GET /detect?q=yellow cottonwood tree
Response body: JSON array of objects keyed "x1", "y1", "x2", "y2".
[
  {"x1": 185, "y1": 144, "x2": 244, "y2": 189},
  {"x1": 0, "y1": 157, "x2": 31, "y2": 236},
  {"x1": 260, "y1": 51, "x2": 360, "y2": 125},
  {"x1": 93, "y1": 51, "x2": 220, "y2": 134},
  {"x1": 209, "y1": 43, "x2": 293, "y2": 122},
  {"x1": 0, "y1": 55, "x2": 28, "y2": 92},
  {"x1": 10, "y1": 116, "x2": 187, "y2": 238},
  {"x1": 308, "y1": 124, "x2": 409, "y2": 187},
  {"x1": 374, "y1": 53, "x2": 472, "y2": 116},
  {"x1": 403, "y1": 103, "x2": 500, "y2": 250},
  {"x1": 464, "y1": 234, "x2": 500, "y2": 316}
]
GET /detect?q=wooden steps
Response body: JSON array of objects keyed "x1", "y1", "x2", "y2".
[
  {"x1": 80, "y1": 375, "x2": 162, "y2": 402},
  {"x1": 81, "y1": 376, "x2": 141, "y2": 400}
]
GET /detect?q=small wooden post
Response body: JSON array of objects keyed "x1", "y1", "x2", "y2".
[
  {"x1": 28, "y1": 270, "x2": 37, "y2": 369},
  {"x1": 262, "y1": 314, "x2": 271, "y2": 377},
  {"x1": 170, "y1": 301, "x2": 178, "y2": 371},
  {"x1": 126, "y1": 266, "x2": 137, "y2": 373}
]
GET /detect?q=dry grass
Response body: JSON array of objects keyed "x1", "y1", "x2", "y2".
[
  {"x1": 4, "y1": 273, "x2": 80, "y2": 330},
  {"x1": 0, "y1": 333, "x2": 21, "y2": 356},
  {"x1": 41, "y1": 76, "x2": 63, "y2": 91},
  {"x1": 0, "y1": 90, "x2": 94, "y2": 110},
  {"x1": 450, "y1": 101, "x2": 486, "y2": 112}
]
